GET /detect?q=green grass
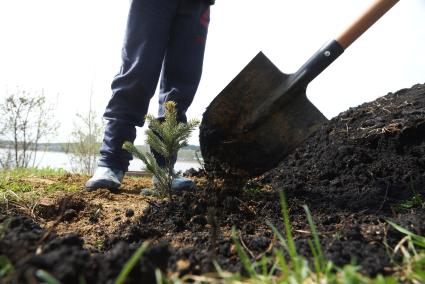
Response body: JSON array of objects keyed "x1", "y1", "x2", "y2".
[
  {"x1": 35, "y1": 270, "x2": 63, "y2": 284},
  {"x1": 0, "y1": 167, "x2": 67, "y2": 178},
  {"x1": 392, "y1": 177, "x2": 425, "y2": 214},
  {"x1": 192, "y1": 192, "x2": 425, "y2": 284},
  {"x1": 243, "y1": 185, "x2": 264, "y2": 197},
  {"x1": 0, "y1": 167, "x2": 77, "y2": 205},
  {"x1": 0, "y1": 255, "x2": 14, "y2": 281},
  {"x1": 392, "y1": 192, "x2": 424, "y2": 213},
  {"x1": 114, "y1": 241, "x2": 150, "y2": 284}
]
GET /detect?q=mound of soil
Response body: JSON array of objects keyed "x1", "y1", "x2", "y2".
[
  {"x1": 1, "y1": 83, "x2": 424, "y2": 283},
  {"x1": 0, "y1": 214, "x2": 170, "y2": 284},
  {"x1": 264, "y1": 83, "x2": 425, "y2": 213}
]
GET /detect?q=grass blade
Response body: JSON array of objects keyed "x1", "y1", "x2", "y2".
[
  {"x1": 0, "y1": 255, "x2": 14, "y2": 279},
  {"x1": 231, "y1": 227, "x2": 256, "y2": 277},
  {"x1": 303, "y1": 205, "x2": 325, "y2": 271},
  {"x1": 35, "y1": 270, "x2": 63, "y2": 284},
  {"x1": 278, "y1": 191, "x2": 302, "y2": 280},
  {"x1": 79, "y1": 275, "x2": 88, "y2": 284},
  {"x1": 387, "y1": 220, "x2": 425, "y2": 248},
  {"x1": 114, "y1": 241, "x2": 150, "y2": 284},
  {"x1": 274, "y1": 249, "x2": 289, "y2": 282}
]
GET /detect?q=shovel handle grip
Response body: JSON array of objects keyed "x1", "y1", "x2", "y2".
[{"x1": 336, "y1": 0, "x2": 399, "y2": 49}]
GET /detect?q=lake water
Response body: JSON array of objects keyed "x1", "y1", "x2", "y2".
[{"x1": 0, "y1": 149, "x2": 200, "y2": 173}]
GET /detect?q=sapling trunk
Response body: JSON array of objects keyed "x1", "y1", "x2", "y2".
[{"x1": 167, "y1": 159, "x2": 173, "y2": 200}]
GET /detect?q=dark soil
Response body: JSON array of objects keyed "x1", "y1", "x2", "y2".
[
  {"x1": 1, "y1": 83, "x2": 425, "y2": 283},
  {"x1": 0, "y1": 214, "x2": 170, "y2": 284}
]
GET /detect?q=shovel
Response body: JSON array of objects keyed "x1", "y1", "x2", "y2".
[{"x1": 200, "y1": 0, "x2": 400, "y2": 177}]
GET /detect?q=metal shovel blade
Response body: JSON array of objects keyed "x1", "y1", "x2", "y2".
[{"x1": 200, "y1": 52, "x2": 328, "y2": 177}]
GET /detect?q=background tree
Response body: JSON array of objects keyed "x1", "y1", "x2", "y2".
[
  {"x1": 68, "y1": 95, "x2": 104, "y2": 175},
  {"x1": 0, "y1": 88, "x2": 59, "y2": 168}
]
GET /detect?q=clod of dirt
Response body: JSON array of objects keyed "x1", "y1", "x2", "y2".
[
  {"x1": 183, "y1": 168, "x2": 206, "y2": 178},
  {"x1": 35, "y1": 199, "x2": 57, "y2": 219},
  {"x1": 190, "y1": 215, "x2": 208, "y2": 226},
  {"x1": 35, "y1": 195, "x2": 87, "y2": 221},
  {"x1": 63, "y1": 209, "x2": 78, "y2": 221},
  {"x1": 125, "y1": 208, "x2": 135, "y2": 217}
]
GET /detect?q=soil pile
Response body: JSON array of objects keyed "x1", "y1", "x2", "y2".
[
  {"x1": 264, "y1": 83, "x2": 425, "y2": 212},
  {"x1": 0, "y1": 214, "x2": 169, "y2": 284}
]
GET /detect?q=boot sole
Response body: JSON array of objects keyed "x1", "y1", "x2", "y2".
[{"x1": 85, "y1": 179, "x2": 120, "y2": 193}]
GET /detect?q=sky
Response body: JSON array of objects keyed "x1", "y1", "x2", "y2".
[{"x1": 0, "y1": 0, "x2": 424, "y2": 145}]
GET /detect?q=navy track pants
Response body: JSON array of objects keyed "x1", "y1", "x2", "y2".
[{"x1": 98, "y1": 0, "x2": 210, "y2": 171}]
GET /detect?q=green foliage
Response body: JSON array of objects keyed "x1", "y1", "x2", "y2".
[
  {"x1": 0, "y1": 218, "x2": 11, "y2": 240},
  {"x1": 387, "y1": 220, "x2": 425, "y2": 250},
  {"x1": 35, "y1": 270, "x2": 63, "y2": 284},
  {"x1": 209, "y1": 192, "x2": 406, "y2": 284},
  {"x1": 392, "y1": 191, "x2": 423, "y2": 213},
  {"x1": 242, "y1": 185, "x2": 263, "y2": 197},
  {"x1": 34, "y1": 270, "x2": 87, "y2": 284},
  {"x1": 231, "y1": 227, "x2": 257, "y2": 277},
  {"x1": 0, "y1": 255, "x2": 14, "y2": 281},
  {"x1": 385, "y1": 220, "x2": 425, "y2": 283},
  {"x1": 123, "y1": 141, "x2": 168, "y2": 197},
  {"x1": 123, "y1": 101, "x2": 199, "y2": 198},
  {"x1": 303, "y1": 204, "x2": 326, "y2": 279},
  {"x1": 0, "y1": 167, "x2": 67, "y2": 178},
  {"x1": 392, "y1": 177, "x2": 425, "y2": 213},
  {"x1": 0, "y1": 167, "x2": 76, "y2": 205}
]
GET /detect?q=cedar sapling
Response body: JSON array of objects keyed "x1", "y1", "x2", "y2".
[{"x1": 122, "y1": 101, "x2": 199, "y2": 199}]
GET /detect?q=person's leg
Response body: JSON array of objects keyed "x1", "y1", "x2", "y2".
[
  {"x1": 146, "y1": 0, "x2": 211, "y2": 193},
  {"x1": 98, "y1": 0, "x2": 180, "y2": 172},
  {"x1": 152, "y1": 0, "x2": 211, "y2": 168},
  {"x1": 158, "y1": 0, "x2": 210, "y2": 123},
  {"x1": 87, "y1": 0, "x2": 180, "y2": 191}
]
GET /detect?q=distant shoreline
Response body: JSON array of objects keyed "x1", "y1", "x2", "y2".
[
  {"x1": 0, "y1": 142, "x2": 202, "y2": 161},
  {"x1": 0, "y1": 141, "x2": 200, "y2": 152},
  {"x1": 0, "y1": 148, "x2": 201, "y2": 172}
]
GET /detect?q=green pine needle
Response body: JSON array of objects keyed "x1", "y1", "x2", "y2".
[{"x1": 123, "y1": 101, "x2": 199, "y2": 197}]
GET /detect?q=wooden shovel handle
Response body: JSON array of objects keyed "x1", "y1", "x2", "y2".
[{"x1": 336, "y1": 0, "x2": 399, "y2": 49}]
